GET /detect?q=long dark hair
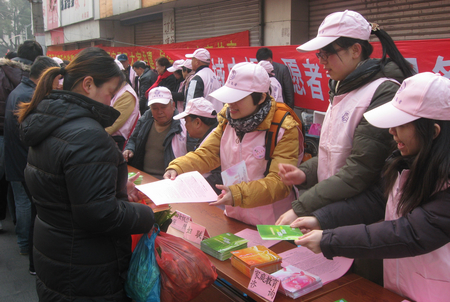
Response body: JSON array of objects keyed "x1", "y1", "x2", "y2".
[
  {"x1": 383, "y1": 118, "x2": 450, "y2": 216},
  {"x1": 17, "y1": 47, "x2": 124, "y2": 123},
  {"x1": 322, "y1": 28, "x2": 414, "y2": 78}
]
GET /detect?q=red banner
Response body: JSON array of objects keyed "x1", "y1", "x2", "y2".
[
  {"x1": 46, "y1": 30, "x2": 250, "y2": 69},
  {"x1": 48, "y1": 38, "x2": 450, "y2": 112}
]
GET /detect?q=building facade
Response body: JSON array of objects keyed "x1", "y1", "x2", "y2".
[{"x1": 42, "y1": 0, "x2": 450, "y2": 52}]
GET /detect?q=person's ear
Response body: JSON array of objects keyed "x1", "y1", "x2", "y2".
[
  {"x1": 433, "y1": 123, "x2": 441, "y2": 139},
  {"x1": 258, "y1": 93, "x2": 267, "y2": 105},
  {"x1": 351, "y1": 43, "x2": 362, "y2": 59},
  {"x1": 195, "y1": 117, "x2": 201, "y2": 128},
  {"x1": 81, "y1": 76, "x2": 94, "y2": 94}
]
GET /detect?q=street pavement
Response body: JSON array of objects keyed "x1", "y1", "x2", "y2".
[{"x1": 0, "y1": 210, "x2": 38, "y2": 302}]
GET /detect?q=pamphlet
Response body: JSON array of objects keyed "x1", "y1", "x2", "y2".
[
  {"x1": 221, "y1": 160, "x2": 249, "y2": 186},
  {"x1": 257, "y1": 225, "x2": 303, "y2": 240},
  {"x1": 279, "y1": 246, "x2": 353, "y2": 285},
  {"x1": 136, "y1": 171, "x2": 218, "y2": 205},
  {"x1": 271, "y1": 265, "x2": 322, "y2": 298},
  {"x1": 201, "y1": 233, "x2": 248, "y2": 261}
]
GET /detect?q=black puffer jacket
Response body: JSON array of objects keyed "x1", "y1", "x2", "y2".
[
  {"x1": 20, "y1": 91, "x2": 154, "y2": 302},
  {"x1": 0, "y1": 58, "x2": 31, "y2": 134}
]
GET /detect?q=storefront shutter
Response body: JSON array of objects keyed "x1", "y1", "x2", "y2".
[
  {"x1": 175, "y1": 0, "x2": 261, "y2": 46},
  {"x1": 309, "y1": 0, "x2": 450, "y2": 41},
  {"x1": 134, "y1": 18, "x2": 163, "y2": 46}
]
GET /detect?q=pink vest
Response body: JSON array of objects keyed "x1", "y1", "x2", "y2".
[
  {"x1": 189, "y1": 67, "x2": 223, "y2": 114},
  {"x1": 171, "y1": 118, "x2": 188, "y2": 159},
  {"x1": 129, "y1": 67, "x2": 137, "y2": 90},
  {"x1": 110, "y1": 84, "x2": 140, "y2": 140},
  {"x1": 220, "y1": 124, "x2": 296, "y2": 226},
  {"x1": 384, "y1": 170, "x2": 450, "y2": 301},
  {"x1": 317, "y1": 78, "x2": 398, "y2": 182},
  {"x1": 270, "y1": 78, "x2": 284, "y2": 103}
]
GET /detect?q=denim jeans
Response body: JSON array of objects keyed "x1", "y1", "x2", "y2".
[{"x1": 11, "y1": 181, "x2": 31, "y2": 251}]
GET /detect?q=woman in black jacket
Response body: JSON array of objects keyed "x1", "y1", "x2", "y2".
[
  {"x1": 147, "y1": 56, "x2": 177, "y2": 93},
  {"x1": 17, "y1": 47, "x2": 154, "y2": 302}
]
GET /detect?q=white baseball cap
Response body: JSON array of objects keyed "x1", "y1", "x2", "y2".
[
  {"x1": 364, "y1": 72, "x2": 450, "y2": 128},
  {"x1": 167, "y1": 59, "x2": 185, "y2": 72},
  {"x1": 114, "y1": 59, "x2": 125, "y2": 70},
  {"x1": 297, "y1": 10, "x2": 371, "y2": 52},
  {"x1": 148, "y1": 87, "x2": 173, "y2": 106},
  {"x1": 181, "y1": 59, "x2": 193, "y2": 70},
  {"x1": 173, "y1": 97, "x2": 217, "y2": 120},
  {"x1": 209, "y1": 62, "x2": 270, "y2": 104},
  {"x1": 185, "y1": 48, "x2": 210, "y2": 62},
  {"x1": 258, "y1": 60, "x2": 274, "y2": 76}
]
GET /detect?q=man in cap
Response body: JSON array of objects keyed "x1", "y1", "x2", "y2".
[
  {"x1": 123, "y1": 87, "x2": 187, "y2": 179},
  {"x1": 117, "y1": 54, "x2": 137, "y2": 91},
  {"x1": 173, "y1": 97, "x2": 222, "y2": 193},
  {"x1": 184, "y1": 48, "x2": 222, "y2": 113},
  {"x1": 256, "y1": 47, "x2": 295, "y2": 108}
]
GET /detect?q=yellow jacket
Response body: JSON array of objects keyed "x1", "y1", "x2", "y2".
[{"x1": 166, "y1": 99, "x2": 299, "y2": 208}]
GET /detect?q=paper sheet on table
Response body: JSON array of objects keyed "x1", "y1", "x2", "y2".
[
  {"x1": 136, "y1": 171, "x2": 218, "y2": 205},
  {"x1": 235, "y1": 228, "x2": 281, "y2": 249},
  {"x1": 279, "y1": 246, "x2": 353, "y2": 285}
]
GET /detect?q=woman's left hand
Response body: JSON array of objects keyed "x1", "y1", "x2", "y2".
[
  {"x1": 209, "y1": 184, "x2": 234, "y2": 206},
  {"x1": 294, "y1": 230, "x2": 323, "y2": 254}
]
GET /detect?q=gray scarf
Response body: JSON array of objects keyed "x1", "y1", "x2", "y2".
[{"x1": 227, "y1": 98, "x2": 272, "y2": 139}]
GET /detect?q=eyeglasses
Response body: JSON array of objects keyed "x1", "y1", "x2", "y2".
[{"x1": 315, "y1": 47, "x2": 345, "y2": 61}]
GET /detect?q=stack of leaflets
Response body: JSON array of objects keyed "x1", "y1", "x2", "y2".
[
  {"x1": 271, "y1": 265, "x2": 323, "y2": 298},
  {"x1": 200, "y1": 233, "x2": 248, "y2": 261},
  {"x1": 230, "y1": 245, "x2": 282, "y2": 277},
  {"x1": 257, "y1": 225, "x2": 304, "y2": 240}
]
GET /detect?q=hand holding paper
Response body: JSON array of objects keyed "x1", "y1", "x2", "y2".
[
  {"x1": 290, "y1": 216, "x2": 321, "y2": 234},
  {"x1": 295, "y1": 230, "x2": 323, "y2": 254},
  {"x1": 136, "y1": 171, "x2": 218, "y2": 205},
  {"x1": 209, "y1": 184, "x2": 233, "y2": 206}
]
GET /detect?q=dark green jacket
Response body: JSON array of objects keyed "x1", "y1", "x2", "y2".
[{"x1": 292, "y1": 59, "x2": 407, "y2": 217}]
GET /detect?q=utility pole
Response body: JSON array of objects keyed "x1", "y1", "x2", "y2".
[{"x1": 29, "y1": 0, "x2": 46, "y2": 53}]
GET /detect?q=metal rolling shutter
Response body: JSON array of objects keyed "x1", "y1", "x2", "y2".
[
  {"x1": 175, "y1": 0, "x2": 261, "y2": 46},
  {"x1": 309, "y1": 0, "x2": 450, "y2": 41},
  {"x1": 134, "y1": 19, "x2": 163, "y2": 46}
]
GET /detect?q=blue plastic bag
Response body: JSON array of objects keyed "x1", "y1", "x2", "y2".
[{"x1": 125, "y1": 227, "x2": 161, "y2": 302}]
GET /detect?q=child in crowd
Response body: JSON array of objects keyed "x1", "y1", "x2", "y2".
[
  {"x1": 164, "y1": 62, "x2": 302, "y2": 226},
  {"x1": 293, "y1": 72, "x2": 450, "y2": 302}
]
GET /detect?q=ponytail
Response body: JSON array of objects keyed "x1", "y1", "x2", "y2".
[
  {"x1": 17, "y1": 67, "x2": 63, "y2": 123},
  {"x1": 330, "y1": 24, "x2": 415, "y2": 79},
  {"x1": 370, "y1": 24, "x2": 415, "y2": 78}
]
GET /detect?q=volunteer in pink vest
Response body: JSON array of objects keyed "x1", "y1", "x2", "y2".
[
  {"x1": 292, "y1": 72, "x2": 450, "y2": 302},
  {"x1": 277, "y1": 10, "x2": 415, "y2": 225},
  {"x1": 164, "y1": 62, "x2": 302, "y2": 226},
  {"x1": 106, "y1": 60, "x2": 140, "y2": 150},
  {"x1": 258, "y1": 60, "x2": 284, "y2": 103}
]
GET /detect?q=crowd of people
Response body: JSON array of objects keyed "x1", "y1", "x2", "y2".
[{"x1": 0, "y1": 9, "x2": 449, "y2": 302}]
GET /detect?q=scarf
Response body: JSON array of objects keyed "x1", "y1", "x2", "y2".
[
  {"x1": 227, "y1": 98, "x2": 272, "y2": 139},
  {"x1": 146, "y1": 70, "x2": 172, "y2": 97}
]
